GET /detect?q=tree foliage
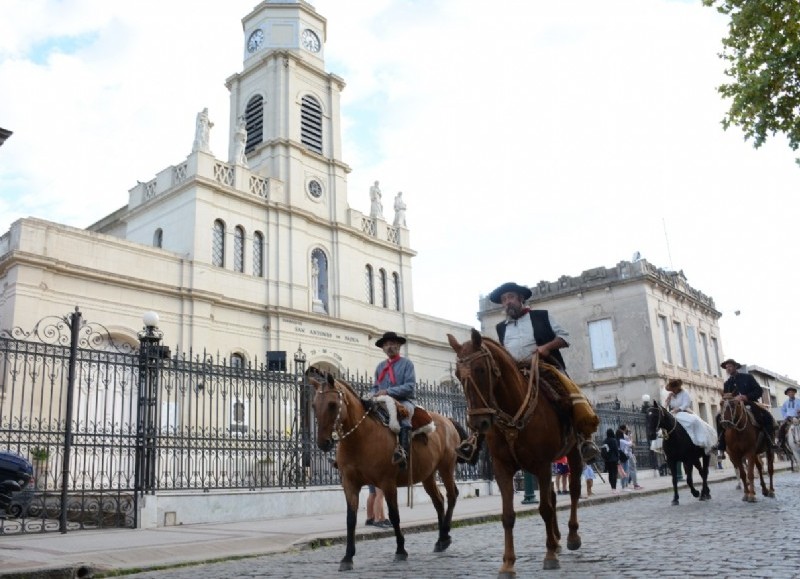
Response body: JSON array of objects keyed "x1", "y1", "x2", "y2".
[{"x1": 703, "y1": 0, "x2": 800, "y2": 152}]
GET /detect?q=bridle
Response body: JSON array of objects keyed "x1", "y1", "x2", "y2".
[
  {"x1": 455, "y1": 344, "x2": 540, "y2": 466},
  {"x1": 314, "y1": 383, "x2": 370, "y2": 443},
  {"x1": 649, "y1": 405, "x2": 678, "y2": 439},
  {"x1": 720, "y1": 397, "x2": 749, "y2": 431}
]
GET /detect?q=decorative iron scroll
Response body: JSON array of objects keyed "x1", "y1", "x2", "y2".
[{"x1": 0, "y1": 308, "x2": 136, "y2": 354}]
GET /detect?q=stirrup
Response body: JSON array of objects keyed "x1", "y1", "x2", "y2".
[{"x1": 456, "y1": 441, "x2": 477, "y2": 462}]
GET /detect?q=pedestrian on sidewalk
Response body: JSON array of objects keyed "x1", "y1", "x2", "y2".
[
  {"x1": 365, "y1": 485, "x2": 390, "y2": 527},
  {"x1": 620, "y1": 424, "x2": 643, "y2": 490},
  {"x1": 616, "y1": 428, "x2": 631, "y2": 490},
  {"x1": 582, "y1": 463, "x2": 595, "y2": 497},
  {"x1": 601, "y1": 428, "x2": 621, "y2": 494},
  {"x1": 554, "y1": 455, "x2": 569, "y2": 494}
]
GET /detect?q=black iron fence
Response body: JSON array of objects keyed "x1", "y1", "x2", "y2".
[
  {"x1": 1, "y1": 309, "x2": 651, "y2": 536},
  {"x1": 594, "y1": 401, "x2": 655, "y2": 469},
  {"x1": 0, "y1": 310, "x2": 490, "y2": 535}
]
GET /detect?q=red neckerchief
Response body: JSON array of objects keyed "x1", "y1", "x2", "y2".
[{"x1": 378, "y1": 355, "x2": 401, "y2": 385}]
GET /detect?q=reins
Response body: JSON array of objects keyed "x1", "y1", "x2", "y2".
[
  {"x1": 720, "y1": 398, "x2": 749, "y2": 431},
  {"x1": 652, "y1": 405, "x2": 678, "y2": 440},
  {"x1": 456, "y1": 344, "x2": 540, "y2": 465}
]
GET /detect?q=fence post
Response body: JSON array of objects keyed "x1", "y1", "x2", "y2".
[
  {"x1": 294, "y1": 346, "x2": 308, "y2": 486},
  {"x1": 521, "y1": 471, "x2": 538, "y2": 504},
  {"x1": 59, "y1": 308, "x2": 82, "y2": 533},
  {"x1": 136, "y1": 312, "x2": 165, "y2": 495}
]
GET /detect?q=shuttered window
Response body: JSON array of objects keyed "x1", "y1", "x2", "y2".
[{"x1": 300, "y1": 95, "x2": 323, "y2": 154}]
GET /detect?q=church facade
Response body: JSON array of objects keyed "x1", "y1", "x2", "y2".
[{"x1": 0, "y1": 0, "x2": 471, "y2": 382}]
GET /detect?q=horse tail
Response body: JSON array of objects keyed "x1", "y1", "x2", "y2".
[{"x1": 449, "y1": 418, "x2": 484, "y2": 466}]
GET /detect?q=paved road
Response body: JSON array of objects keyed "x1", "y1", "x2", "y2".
[{"x1": 127, "y1": 471, "x2": 799, "y2": 578}]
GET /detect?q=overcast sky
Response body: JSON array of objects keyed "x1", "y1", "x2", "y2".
[{"x1": 1, "y1": 0, "x2": 798, "y2": 381}]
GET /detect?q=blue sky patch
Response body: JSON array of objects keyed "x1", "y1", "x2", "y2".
[{"x1": 28, "y1": 33, "x2": 99, "y2": 65}]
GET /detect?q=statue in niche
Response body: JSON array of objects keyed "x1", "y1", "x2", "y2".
[
  {"x1": 393, "y1": 191, "x2": 407, "y2": 227},
  {"x1": 192, "y1": 107, "x2": 213, "y2": 154},
  {"x1": 311, "y1": 256, "x2": 320, "y2": 300},
  {"x1": 369, "y1": 180, "x2": 383, "y2": 219},
  {"x1": 232, "y1": 116, "x2": 249, "y2": 168}
]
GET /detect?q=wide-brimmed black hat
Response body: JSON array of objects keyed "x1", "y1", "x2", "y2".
[
  {"x1": 375, "y1": 331, "x2": 406, "y2": 348},
  {"x1": 785, "y1": 386, "x2": 798, "y2": 395},
  {"x1": 489, "y1": 282, "x2": 532, "y2": 304},
  {"x1": 720, "y1": 358, "x2": 742, "y2": 369}
]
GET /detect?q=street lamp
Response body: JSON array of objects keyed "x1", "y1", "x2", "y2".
[
  {"x1": 641, "y1": 394, "x2": 651, "y2": 413},
  {"x1": 294, "y1": 345, "x2": 309, "y2": 486}
]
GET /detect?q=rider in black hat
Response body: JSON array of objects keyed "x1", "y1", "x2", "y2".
[
  {"x1": 716, "y1": 358, "x2": 779, "y2": 453},
  {"x1": 372, "y1": 331, "x2": 416, "y2": 469}
]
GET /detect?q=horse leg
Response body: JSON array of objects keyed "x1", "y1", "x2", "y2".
[
  {"x1": 382, "y1": 485, "x2": 408, "y2": 562},
  {"x1": 765, "y1": 450, "x2": 775, "y2": 498},
  {"x1": 699, "y1": 454, "x2": 711, "y2": 501},
  {"x1": 421, "y1": 475, "x2": 450, "y2": 552},
  {"x1": 565, "y1": 448, "x2": 582, "y2": 551},
  {"x1": 684, "y1": 460, "x2": 699, "y2": 498},
  {"x1": 533, "y1": 465, "x2": 560, "y2": 571},
  {"x1": 339, "y1": 485, "x2": 360, "y2": 571},
  {"x1": 669, "y1": 458, "x2": 679, "y2": 505},
  {"x1": 494, "y1": 464, "x2": 518, "y2": 579},
  {"x1": 745, "y1": 454, "x2": 757, "y2": 502}
]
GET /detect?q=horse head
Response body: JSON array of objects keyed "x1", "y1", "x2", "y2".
[
  {"x1": 644, "y1": 401, "x2": 674, "y2": 441},
  {"x1": 310, "y1": 372, "x2": 345, "y2": 452},
  {"x1": 447, "y1": 328, "x2": 520, "y2": 434},
  {"x1": 720, "y1": 394, "x2": 744, "y2": 428}
]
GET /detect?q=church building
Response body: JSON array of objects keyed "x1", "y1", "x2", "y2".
[{"x1": 0, "y1": 0, "x2": 471, "y2": 381}]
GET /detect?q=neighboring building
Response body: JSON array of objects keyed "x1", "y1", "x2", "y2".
[
  {"x1": 478, "y1": 259, "x2": 725, "y2": 424},
  {"x1": 744, "y1": 365, "x2": 800, "y2": 420},
  {"x1": 0, "y1": 0, "x2": 470, "y2": 382}
]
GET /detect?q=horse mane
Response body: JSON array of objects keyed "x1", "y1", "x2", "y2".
[{"x1": 479, "y1": 336, "x2": 528, "y2": 393}]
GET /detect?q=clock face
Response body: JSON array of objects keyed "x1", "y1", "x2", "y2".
[
  {"x1": 247, "y1": 29, "x2": 264, "y2": 53},
  {"x1": 301, "y1": 29, "x2": 321, "y2": 53}
]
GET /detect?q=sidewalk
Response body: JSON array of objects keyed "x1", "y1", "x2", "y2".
[{"x1": 0, "y1": 463, "x2": 780, "y2": 579}]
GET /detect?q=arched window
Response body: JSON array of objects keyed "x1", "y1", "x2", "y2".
[
  {"x1": 310, "y1": 248, "x2": 329, "y2": 313},
  {"x1": 230, "y1": 353, "x2": 245, "y2": 370},
  {"x1": 253, "y1": 231, "x2": 264, "y2": 277},
  {"x1": 300, "y1": 95, "x2": 323, "y2": 155},
  {"x1": 153, "y1": 228, "x2": 163, "y2": 248},
  {"x1": 392, "y1": 272, "x2": 401, "y2": 311},
  {"x1": 245, "y1": 95, "x2": 264, "y2": 153},
  {"x1": 365, "y1": 265, "x2": 374, "y2": 304},
  {"x1": 212, "y1": 220, "x2": 225, "y2": 267},
  {"x1": 234, "y1": 226, "x2": 245, "y2": 273},
  {"x1": 379, "y1": 269, "x2": 388, "y2": 308}
]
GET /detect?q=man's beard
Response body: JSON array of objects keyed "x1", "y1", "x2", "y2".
[{"x1": 505, "y1": 304, "x2": 523, "y2": 319}]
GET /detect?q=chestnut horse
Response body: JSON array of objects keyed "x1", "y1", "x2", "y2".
[
  {"x1": 644, "y1": 401, "x2": 711, "y2": 505},
  {"x1": 448, "y1": 330, "x2": 584, "y2": 577},
  {"x1": 310, "y1": 373, "x2": 465, "y2": 572},
  {"x1": 720, "y1": 394, "x2": 775, "y2": 502}
]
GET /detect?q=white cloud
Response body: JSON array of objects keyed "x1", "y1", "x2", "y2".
[{"x1": 1, "y1": 0, "x2": 797, "y2": 377}]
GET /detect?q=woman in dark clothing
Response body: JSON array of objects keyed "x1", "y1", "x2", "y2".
[{"x1": 602, "y1": 428, "x2": 620, "y2": 493}]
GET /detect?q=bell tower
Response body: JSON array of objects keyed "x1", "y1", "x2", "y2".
[{"x1": 227, "y1": 0, "x2": 349, "y2": 219}]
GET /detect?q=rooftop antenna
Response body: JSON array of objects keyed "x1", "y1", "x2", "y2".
[{"x1": 662, "y1": 217, "x2": 674, "y2": 270}]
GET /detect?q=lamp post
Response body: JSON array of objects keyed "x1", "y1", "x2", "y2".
[
  {"x1": 294, "y1": 345, "x2": 309, "y2": 486},
  {"x1": 136, "y1": 312, "x2": 165, "y2": 495}
]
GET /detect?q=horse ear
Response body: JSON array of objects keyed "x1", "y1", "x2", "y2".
[
  {"x1": 446, "y1": 333, "x2": 461, "y2": 351},
  {"x1": 470, "y1": 328, "x2": 482, "y2": 349}
]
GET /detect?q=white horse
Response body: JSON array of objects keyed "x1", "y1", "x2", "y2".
[{"x1": 787, "y1": 418, "x2": 800, "y2": 470}]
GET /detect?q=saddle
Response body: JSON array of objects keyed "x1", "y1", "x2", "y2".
[{"x1": 370, "y1": 395, "x2": 436, "y2": 438}]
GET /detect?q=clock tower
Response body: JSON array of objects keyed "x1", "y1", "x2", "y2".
[{"x1": 227, "y1": 0, "x2": 348, "y2": 219}]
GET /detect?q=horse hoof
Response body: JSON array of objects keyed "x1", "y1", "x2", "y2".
[
  {"x1": 671, "y1": 499, "x2": 679, "y2": 506},
  {"x1": 567, "y1": 536, "x2": 582, "y2": 551},
  {"x1": 339, "y1": 560, "x2": 353, "y2": 572},
  {"x1": 394, "y1": 553, "x2": 408, "y2": 562},
  {"x1": 768, "y1": 491, "x2": 776, "y2": 498},
  {"x1": 690, "y1": 490, "x2": 700, "y2": 498},
  {"x1": 543, "y1": 558, "x2": 561, "y2": 570},
  {"x1": 434, "y1": 538, "x2": 452, "y2": 552},
  {"x1": 497, "y1": 572, "x2": 516, "y2": 579}
]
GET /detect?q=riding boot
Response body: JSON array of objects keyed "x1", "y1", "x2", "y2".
[{"x1": 393, "y1": 425, "x2": 411, "y2": 469}]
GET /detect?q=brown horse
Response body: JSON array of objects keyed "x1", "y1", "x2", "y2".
[
  {"x1": 310, "y1": 373, "x2": 464, "y2": 572},
  {"x1": 448, "y1": 330, "x2": 584, "y2": 577},
  {"x1": 720, "y1": 394, "x2": 775, "y2": 502}
]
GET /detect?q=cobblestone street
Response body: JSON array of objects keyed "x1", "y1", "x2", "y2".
[{"x1": 127, "y1": 471, "x2": 800, "y2": 578}]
